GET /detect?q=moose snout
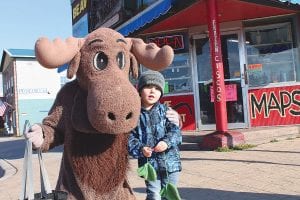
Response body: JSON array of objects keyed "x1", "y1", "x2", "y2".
[
  {"x1": 87, "y1": 79, "x2": 141, "y2": 134},
  {"x1": 107, "y1": 112, "x2": 133, "y2": 121}
]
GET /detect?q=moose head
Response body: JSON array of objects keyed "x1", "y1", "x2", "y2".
[{"x1": 34, "y1": 28, "x2": 174, "y2": 135}]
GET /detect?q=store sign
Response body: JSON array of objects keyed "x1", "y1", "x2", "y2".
[
  {"x1": 210, "y1": 84, "x2": 237, "y2": 102},
  {"x1": 18, "y1": 88, "x2": 49, "y2": 95},
  {"x1": 72, "y1": 0, "x2": 88, "y2": 24},
  {"x1": 161, "y1": 95, "x2": 196, "y2": 131},
  {"x1": 248, "y1": 63, "x2": 263, "y2": 79},
  {"x1": 148, "y1": 35, "x2": 185, "y2": 51},
  {"x1": 248, "y1": 64, "x2": 263, "y2": 72},
  {"x1": 249, "y1": 85, "x2": 300, "y2": 127}
]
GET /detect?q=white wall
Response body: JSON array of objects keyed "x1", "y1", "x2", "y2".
[{"x1": 16, "y1": 60, "x2": 61, "y2": 100}]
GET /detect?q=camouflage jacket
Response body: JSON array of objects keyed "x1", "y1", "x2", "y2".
[{"x1": 128, "y1": 102, "x2": 182, "y2": 173}]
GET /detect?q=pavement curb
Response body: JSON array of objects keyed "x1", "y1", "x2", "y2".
[{"x1": 180, "y1": 125, "x2": 300, "y2": 150}]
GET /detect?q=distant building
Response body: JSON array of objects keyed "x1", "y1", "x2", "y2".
[
  {"x1": 0, "y1": 49, "x2": 63, "y2": 136},
  {"x1": 0, "y1": 75, "x2": 3, "y2": 97}
]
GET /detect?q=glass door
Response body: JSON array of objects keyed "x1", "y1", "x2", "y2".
[{"x1": 194, "y1": 31, "x2": 248, "y2": 130}]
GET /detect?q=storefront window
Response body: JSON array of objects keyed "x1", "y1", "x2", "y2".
[
  {"x1": 195, "y1": 34, "x2": 245, "y2": 125},
  {"x1": 245, "y1": 23, "x2": 297, "y2": 87},
  {"x1": 141, "y1": 53, "x2": 192, "y2": 95},
  {"x1": 196, "y1": 38, "x2": 211, "y2": 82},
  {"x1": 135, "y1": 0, "x2": 159, "y2": 10},
  {"x1": 160, "y1": 53, "x2": 192, "y2": 94},
  {"x1": 124, "y1": 0, "x2": 160, "y2": 16}
]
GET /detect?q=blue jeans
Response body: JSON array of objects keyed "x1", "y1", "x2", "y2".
[{"x1": 145, "y1": 171, "x2": 180, "y2": 200}]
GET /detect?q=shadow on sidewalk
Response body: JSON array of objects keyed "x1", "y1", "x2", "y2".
[{"x1": 133, "y1": 187, "x2": 300, "y2": 200}]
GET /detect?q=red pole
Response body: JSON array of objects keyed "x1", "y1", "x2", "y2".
[{"x1": 206, "y1": 0, "x2": 228, "y2": 132}]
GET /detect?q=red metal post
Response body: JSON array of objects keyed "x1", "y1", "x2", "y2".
[{"x1": 206, "y1": 0, "x2": 228, "y2": 132}]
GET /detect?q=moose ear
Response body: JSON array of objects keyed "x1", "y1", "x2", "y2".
[
  {"x1": 35, "y1": 37, "x2": 85, "y2": 69},
  {"x1": 67, "y1": 52, "x2": 81, "y2": 79},
  {"x1": 129, "y1": 38, "x2": 174, "y2": 71}
]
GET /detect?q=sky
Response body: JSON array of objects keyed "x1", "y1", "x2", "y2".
[
  {"x1": 0, "y1": 0, "x2": 299, "y2": 55},
  {"x1": 0, "y1": 0, "x2": 73, "y2": 54}
]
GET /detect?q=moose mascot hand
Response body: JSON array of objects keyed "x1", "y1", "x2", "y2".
[
  {"x1": 24, "y1": 124, "x2": 44, "y2": 149},
  {"x1": 33, "y1": 28, "x2": 174, "y2": 200},
  {"x1": 166, "y1": 108, "x2": 181, "y2": 128}
]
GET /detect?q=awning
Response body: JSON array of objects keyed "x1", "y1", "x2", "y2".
[
  {"x1": 141, "y1": 0, "x2": 300, "y2": 34},
  {"x1": 115, "y1": 0, "x2": 173, "y2": 36}
]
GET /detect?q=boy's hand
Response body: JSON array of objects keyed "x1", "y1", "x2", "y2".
[
  {"x1": 24, "y1": 124, "x2": 44, "y2": 149},
  {"x1": 142, "y1": 146, "x2": 153, "y2": 157},
  {"x1": 153, "y1": 141, "x2": 168, "y2": 152}
]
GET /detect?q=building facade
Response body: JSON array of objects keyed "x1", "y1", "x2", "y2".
[
  {"x1": 72, "y1": 0, "x2": 300, "y2": 131},
  {"x1": 0, "y1": 49, "x2": 62, "y2": 136}
]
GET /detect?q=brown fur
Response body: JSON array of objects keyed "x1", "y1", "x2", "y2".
[{"x1": 35, "y1": 28, "x2": 174, "y2": 200}]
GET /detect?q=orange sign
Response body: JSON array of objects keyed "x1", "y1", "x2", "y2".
[{"x1": 248, "y1": 64, "x2": 263, "y2": 71}]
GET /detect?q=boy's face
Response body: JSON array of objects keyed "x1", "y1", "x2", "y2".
[{"x1": 140, "y1": 84, "x2": 162, "y2": 108}]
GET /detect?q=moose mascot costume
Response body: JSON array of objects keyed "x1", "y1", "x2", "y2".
[{"x1": 25, "y1": 28, "x2": 174, "y2": 200}]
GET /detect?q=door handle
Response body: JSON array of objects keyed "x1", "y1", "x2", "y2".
[{"x1": 243, "y1": 64, "x2": 248, "y2": 85}]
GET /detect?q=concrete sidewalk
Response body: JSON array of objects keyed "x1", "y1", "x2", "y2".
[
  {"x1": 0, "y1": 126, "x2": 300, "y2": 200},
  {"x1": 130, "y1": 135, "x2": 300, "y2": 200}
]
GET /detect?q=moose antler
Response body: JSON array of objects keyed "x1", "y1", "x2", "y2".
[
  {"x1": 35, "y1": 37, "x2": 85, "y2": 69},
  {"x1": 128, "y1": 38, "x2": 174, "y2": 71}
]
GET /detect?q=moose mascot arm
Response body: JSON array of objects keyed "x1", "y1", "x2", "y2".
[{"x1": 25, "y1": 28, "x2": 174, "y2": 200}]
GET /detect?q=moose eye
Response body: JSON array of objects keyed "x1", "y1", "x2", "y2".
[
  {"x1": 116, "y1": 52, "x2": 125, "y2": 69},
  {"x1": 94, "y1": 52, "x2": 108, "y2": 70}
]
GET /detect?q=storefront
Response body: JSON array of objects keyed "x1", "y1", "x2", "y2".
[{"x1": 73, "y1": 0, "x2": 300, "y2": 131}]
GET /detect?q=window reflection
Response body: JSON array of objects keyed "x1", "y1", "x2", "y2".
[
  {"x1": 196, "y1": 38, "x2": 212, "y2": 82},
  {"x1": 142, "y1": 53, "x2": 192, "y2": 95},
  {"x1": 245, "y1": 23, "x2": 296, "y2": 87},
  {"x1": 195, "y1": 34, "x2": 244, "y2": 125},
  {"x1": 161, "y1": 53, "x2": 192, "y2": 94}
]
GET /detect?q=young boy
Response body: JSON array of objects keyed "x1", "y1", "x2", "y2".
[{"x1": 128, "y1": 70, "x2": 182, "y2": 200}]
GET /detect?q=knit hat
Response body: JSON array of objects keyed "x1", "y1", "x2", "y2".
[{"x1": 138, "y1": 70, "x2": 165, "y2": 95}]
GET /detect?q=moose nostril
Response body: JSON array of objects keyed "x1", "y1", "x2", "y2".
[
  {"x1": 126, "y1": 112, "x2": 133, "y2": 120},
  {"x1": 108, "y1": 112, "x2": 116, "y2": 120}
]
